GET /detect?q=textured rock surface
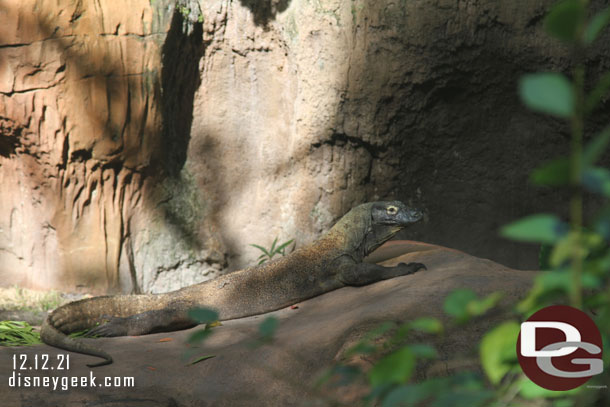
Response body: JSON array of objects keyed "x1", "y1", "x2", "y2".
[
  {"x1": 0, "y1": 0, "x2": 225, "y2": 293},
  {"x1": 187, "y1": 0, "x2": 610, "y2": 270},
  {"x1": 1, "y1": 0, "x2": 609, "y2": 293},
  {"x1": 0, "y1": 244, "x2": 534, "y2": 406}
]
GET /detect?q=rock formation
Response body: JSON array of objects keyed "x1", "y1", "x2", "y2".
[
  {"x1": 0, "y1": 243, "x2": 534, "y2": 406},
  {"x1": 1, "y1": 0, "x2": 608, "y2": 293}
]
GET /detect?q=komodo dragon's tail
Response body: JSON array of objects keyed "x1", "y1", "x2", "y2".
[{"x1": 40, "y1": 294, "x2": 159, "y2": 367}]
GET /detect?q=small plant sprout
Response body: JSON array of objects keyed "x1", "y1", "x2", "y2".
[{"x1": 250, "y1": 237, "x2": 295, "y2": 265}]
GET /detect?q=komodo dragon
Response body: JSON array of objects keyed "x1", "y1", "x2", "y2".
[{"x1": 41, "y1": 201, "x2": 426, "y2": 367}]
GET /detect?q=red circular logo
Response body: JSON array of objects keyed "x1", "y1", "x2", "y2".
[{"x1": 517, "y1": 305, "x2": 603, "y2": 391}]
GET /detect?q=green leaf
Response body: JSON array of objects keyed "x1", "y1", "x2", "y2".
[
  {"x1": 583, "y1": 126, "x2": 610, "y2": 166},
  {"x1": 500, "y1": 214, "x2": 568, "y2": 244},
  {"x1": 188, "y1": 354, "x2": 215, "y2": 365},
  {"x1": 544, "y1": 0, "x2": 586, "y2": 42},
  {"x1": 0, "y1": 321, "x2": 42, "y2": 346},
  {"x1": 467, "y1": 292, "x2": 503, "y2": 316},
  {"x1": 520, "y1": 73, "x2": 574, "y2": 117},
  {"x1": 381, "y1": 384, "x2": 431, "y2": 407},
  {"x1": 258, "y1": 316, "x2": 278, "y2": 340},
  {"x1": 270, "y1": 237, "x2": 278, "y2": 253},
  {"x1": 480, "y1": 321, "x2": 520, "y2": 385},
  {"x1": 530, "y1": 157, "x2": 570, "y2": 186},
  {"x1": 432, "y1": 389, "x2": 494, "y2": 407},
  {"x1": 408, "y1": 344, "x2": 438, "y2": 359},
  {"x1": 519, "y1": 377, "x2": 581, "y2": 399},
  {"x1": 584, "y1": 7, "x2": 610, "y2": 44},
  {"x1": 594, "y1": 206, "x2": 610, "y2": 241},
  {"x1": 187, "y1": 308, "x2": 219, "y2": 324},
  {"x1": 381, "y1": 385, "x2": 414, "y2": 407},
  {"x1": 553, "y1": 399, "x2": 575, "y2": 407},
  {"x1": 408, "y1": 317, "x2": 443, "y2": 334},
  {"x1": 249, "y1": 244, "x2": 270, "y2": 257},
  {"x1": 538, "y1": 243, "x2": 553, "y2": 269},
  {"x1": 585, "y1": 73, "x2": 610, "y2": 114},
  {"x1": 583, "y1": 167, "x2": 610, "y2": 196},
  {"x1": 443, "y1": 289, "x2": 477, "y2": 323},
  {"x1": 333, "y1": 365, "x2": 362, "y2": 386},
  {"x1": 517, "y1": 269, "x2": 601, "y2": 313},
  {"x1": 551, "y1": 231, "x2": 605, "y2": 267},
  {"x1": 316, "y1": 364, "x2": 362, "y2": 388},
  {"x1": 369, "y1": 346, "x2": 416, "y2": 387},
  {"x1": 187, "y1": 328, "x2": 213, "y2": 344},
  {"x1": 275, "y1": 239, "x2": 295, "y2": 254},
  {"x1": 345, "y1": 341, "x2": 378, "y2": 357}
]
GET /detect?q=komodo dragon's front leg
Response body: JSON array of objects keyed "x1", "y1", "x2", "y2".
[{"x1": 337, "y1": 259, "x2": 426, "y2": 287}]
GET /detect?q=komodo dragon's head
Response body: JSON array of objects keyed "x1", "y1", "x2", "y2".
[{"x1": 331, "y1": 201, "x2": 422, "y2": 258}]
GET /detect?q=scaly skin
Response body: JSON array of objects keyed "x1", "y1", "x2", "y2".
[{"x1": 41, "y1": 201, "x2": 426, "y2": 367}]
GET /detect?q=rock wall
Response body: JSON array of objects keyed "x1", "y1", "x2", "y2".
[
  {"x1": 0, "y1": 0, "x2": 225, "y2": 293},
  {"x1": 192, "y1": 0, "x2": 610, "y2": 270},
  {"x1": 1, "y1": 0, "x2": 609, "y2": 293}
]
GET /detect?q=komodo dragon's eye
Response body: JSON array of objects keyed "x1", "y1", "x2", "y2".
[{"x1": 386, "y1": 205, "x2": 398, "y2": 215}]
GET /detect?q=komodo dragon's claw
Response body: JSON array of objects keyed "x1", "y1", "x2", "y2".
[
  {"x1": 398, "y1": 262, "x2": 426, "y2": 274},
  {"x1": 86, "y1": 317, "x2": 129, "y2": 337}
]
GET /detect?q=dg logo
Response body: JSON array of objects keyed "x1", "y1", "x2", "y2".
[{"x1": 517, "y1": 305, "x2": 604, "y2": 391}]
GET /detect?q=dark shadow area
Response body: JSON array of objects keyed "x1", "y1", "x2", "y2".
[
  {"x1": 160, "y1": 11, "x2": 204, "y2": 177},
  {"x1": 155, "y1": 10, "x2": 208, "y2": 251},
  {"x1": 0, "y1": 118, "x2": 21, "y2": 158},
  {"x1": 332, "y1": 0, "x2": 610, "y2": 270},
  {"x1": 238, "y1": 0, "x2": 291, "y2": 27}
]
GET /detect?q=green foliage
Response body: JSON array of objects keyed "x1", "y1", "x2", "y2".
[
  {"x1": 188, "y1": 354, "x2": 215, "y2": 365},
  {"x1": 518, "y1": 377, "x2": 582, "y2": 400},
  {"x1": 530, "y1": 126, "x2": 610, "y2": 187},
  {"x1": 519, "y1": 73, "x2": 574, "y2": 117},
  {"x1": 444, "y1": 289, "x2": 503, "y2": 324},
  {"x1": 505, "y1": 0, "x2": 610, "y2": 404},
  {"x1": 407, "y1": 317, "x2": 443, "y2": 334},
  {"x1": 188, "y1": 307, "x2": 219, "y2": 324},
  {"x1": 543, "y1": 0, "x2": 585, "y2": 42},
  {"x1": 380, "y1": 373, "x2": 493, "y2": 407},
  {"x1": 583, "y1": 126, "x2": 610, "y2": 165},
  {"x1": 0, "y1": 321, "x2": 42, "y2": 346},
  {"x1": 311, "y1": 2, "x2": 610, "y2": 406},
  {"x1": 0, "y1": 286, "x2": 64, "y2": 312},
  {"x1": 257, "y1": 316, "x2": 278, "y2": 342},
  {"x1": 500, "y1": 214, "x2": 568, "y2": 244},
  {"x1": 479, "y1": 321, "x2": 520, "y2": 385},
  {"x1": 368, "y1": 346, "x2": 416, "y2": 388},
  {"x1": 530, "y1": 157, "x2": 571, "y2": 186},
  {"x1": 186, "y1": 307, "x2": 219, "y2": 345},
  {"x1": 69, "y1": 329, "x2": 96, "y2": 338},
  {"x1": 584, "y1": 7, "x2": 610, "y2": 44},
  {"x1": 250, "y1": 237, "x2": 295, "y2": 265}
]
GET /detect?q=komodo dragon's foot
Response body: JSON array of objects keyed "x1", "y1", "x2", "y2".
[
  {"x1": 397, "y1": 262, "x2": 427, "y2": 274},
  {"x1": 86, "y1": 316, "x2": 131, "y2": 337}
]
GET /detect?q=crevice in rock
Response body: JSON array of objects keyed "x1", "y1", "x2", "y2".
[
  {"x1": 237, "y1": 0, "x2": 292, "y2": 27},
  {"x1": 0, "y1": 118, "x2": 22, "y2": 158},
  {"x1": 159, "y1": 8, "x2": 205, "y2": 177},
  {"x1": 311, "y1": 132, "x2": 388, "y2": 159}
]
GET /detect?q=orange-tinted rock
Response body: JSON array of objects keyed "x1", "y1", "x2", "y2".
[{"x1": 0, "y1": 0, "x2": 223, "y2": 293}]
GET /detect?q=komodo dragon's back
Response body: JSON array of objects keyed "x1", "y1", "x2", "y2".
[{"x1": 41, "y1": 201, "x2": 425, "y2": 366}]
